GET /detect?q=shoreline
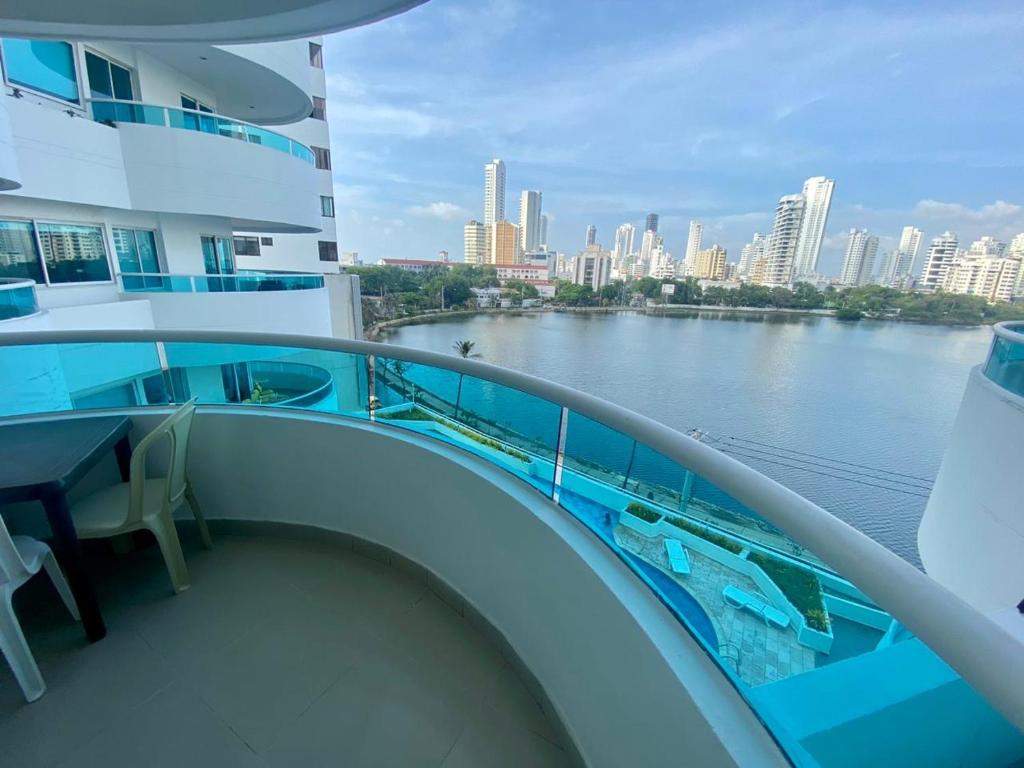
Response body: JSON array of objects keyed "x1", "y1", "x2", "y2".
[{"x1": 367, "y1": 303, "x2": 1001, "y2": 338}]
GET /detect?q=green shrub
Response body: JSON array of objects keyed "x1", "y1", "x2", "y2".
[
  {"x1": 748, "y1": 552, "x2": 830, "y2": 632},
  {"x1": 664, "y1": 515, "x2": 743, "y2": 554},
  {"x1": 625, "y1": 502, "x2": 662, "y2": 523}
]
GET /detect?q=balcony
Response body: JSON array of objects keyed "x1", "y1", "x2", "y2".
[
  {"x1": 0, "y1": 278, "x2": 40, "y2": 321},
  {"x1": 983, "y1": 321, "x2": 1024, "y2": 398},
  {"x1": 1, "y1": 331, "x2": 1022, "y2": 767},
  {"x1": 118, "y1": 272, "x2": 325, "y2": 294}
]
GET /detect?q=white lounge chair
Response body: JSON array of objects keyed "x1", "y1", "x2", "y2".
[
  {"x1": 723, "y1": 585, "x2": 790, "y2": 629},
  {"x1": 664, "y1": 538, "x2": 690, "y2": 575}
]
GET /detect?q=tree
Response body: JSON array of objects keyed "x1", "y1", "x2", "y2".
[
  {"x1": 555, "y1": 281, "x2": 595, "y2": 306},
  {"x1": 504, "y1": 280, "x2": 540, "y2": 300},
  {"x1": 452, "y1": 340, "x2": 480, "y2": 358}
]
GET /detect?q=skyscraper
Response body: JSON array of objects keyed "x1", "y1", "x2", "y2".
[
  {"x1": 490, "y1": 220, "x2": 520, "y2": 265},
  {"x1": 585, "y1": 224, "x2": 597, "y2": 247},
  {"x1": 613, "y1": 224, "x2": 635, "y2": 263},
  {"x1": 463, "y1": 220, "x2": 487, "y2": 265},
  {"x1": 645, "y1": 213, "x2": 659, "y2": 233},
  {"x1": 738, "y1": 233, "x2": 766, "y2": 276},
  {"x1": 792, "y1": 176, "x2": 835, "y2": 278},
  {"x1": 484, "y1": 159, "x2": 506, "y2": 226},
  {"x1": 884, "y1": 225, "x2": 923, "y2": 286},
  {"x1": 684, "y1": 221, "x2": 703, "y2": 274},
  {"x1": 539, "y1": 215, "x2": 549, "y2": 248},
  {"x1": 518, "y1": 190, "x2": 542, "y2": 253},
  {"x1": 573, "y1": 244, "x2": 612, "y2": 289},
  {"x1": 839, "y1": 229, "x2": 879, "y2": 286},
  {"x1": 920, "y1": 231, "x2": 959, "y2": 292},
  {"x1": 639, "y1": 228, "x2": 656, "y2": 265},
  {"x1": 968, "y1": 236, "x2": 1006, "y2": 257},
  {"x1": 761, "y1": 195, "x2": 806, "y2": 287},
  {"x1": 693, "y1": 245, "x2": 727, "y2": 280}
]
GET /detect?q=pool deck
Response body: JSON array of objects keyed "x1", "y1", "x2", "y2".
[{"x1": 614, "y1": 526, "x2": 816, "y2": 686}]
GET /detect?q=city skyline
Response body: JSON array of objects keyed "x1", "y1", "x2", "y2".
[{"x1": 322, "y1": 1, "x2": 1024, "y2": 273}]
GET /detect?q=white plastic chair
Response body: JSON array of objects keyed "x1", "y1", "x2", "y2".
[
  {"x1": 70, "y1": 400, "x2": 209, "y2": 594},
  {"x1": 0, "y1": 514, "x2": 80, "y2": 702}
]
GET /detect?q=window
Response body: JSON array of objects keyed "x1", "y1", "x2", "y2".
[
  {"x1": 36, "y1": 223, "x2": 112, "y2": 283},
  {"x1": 84, "y1": 50, "x2": 134, "y2": 100},
  {"x1": 112, "y1": 228, "x2": 161, "y2": 290},
  {"x1": 1, "y1": 39, "x2": 79, "y2": 103},
  {"x1": 318, "y1": 241, "x2": 338, "y2": 262},
  {"x1": 309, "y1": 42, "x2": 323, "y2": 69},
  {"x1": 320, "y1": 196, "x2": 335, "y2": 218},
  {"x1": 310, "y1": 96, "x2": 326, "y2": 121},
  {"x1": 260, "y1": 237, "x2": 274, "y2": 247},
  {"x1": 0, "y1": 220, "x2": 45, "y2": 283},
  {"x1": 312, "y1": 146, "x2": 331, "y2": 170},
  {"x1": 233, "y1": 236, "x2": 261, "y2": 256},
  {"x1": 180, "y1": 94, "x2": 213, "y2": 113}
]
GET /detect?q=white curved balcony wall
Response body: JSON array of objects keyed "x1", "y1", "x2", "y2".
[
  {"x1": 919, "y1": 367, "x2": 1024, "y2": 614},
  {"x1": 0, "y1": 97, "x2": 21, "y2": 191},
  {"x1": 140, "y1": 286, "x2": 332, "y2": 335},
  {"x1": 115, "y1": 122, "x2": 319, "y2": 231},
  {"x1": 134, "y1": 408, "x2": 786, "y2": 768},
  {"x1": 0, "y1": 0, "x2": 427, "y2": 44},
  {"x1": 214, "y1": 41, "x2": 315, "y2": 125}
]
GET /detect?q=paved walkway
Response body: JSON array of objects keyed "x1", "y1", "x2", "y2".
[{"x1": 615, "y1": 526, "x2": 816, "y2": 686}]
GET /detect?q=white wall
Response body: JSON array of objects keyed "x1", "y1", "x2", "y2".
[
  {"x1": 919, "y1": 367, "x2": 1024, "y2": 614},
  {"x1": 325, "y1": 273, "x2": 362, "y2": 339},
  {"x1": 0, "y1": 298, "x2": 154, "y2": 331},
  {"x1": 0, "y1": 96, "x2": 21, "y2": 190},
  {"x1": 139, "y1": 409, "x2": 785, "y2": 768},
  {"x1": 141, "y1": 287, "x2": 332, "y2": 335}
]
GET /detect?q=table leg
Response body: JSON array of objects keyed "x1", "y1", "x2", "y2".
[
  {"x1": 41, "y1": 491, "x2": 106, "y2": 642},
  {"x1": 114, "y1": 435, "x2": 132, "y2": 483}
]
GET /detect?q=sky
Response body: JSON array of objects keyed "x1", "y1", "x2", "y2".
[{"x1": 323, "y1": 0, "x2": 1024, "y2": 276}]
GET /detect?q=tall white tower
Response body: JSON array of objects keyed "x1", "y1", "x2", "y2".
[
  {"x1": 885, "y1": 225, "x2": 923, "y2": 286},
  {"x1": 518, "y1": 190, "x2": 542, "y2": 252},
  {"x1": 484, "y1": 159, "x2": 506, "y2": 226},
  {"x1": 839, "y1": 229, "x2": 879, "y2": 286},
  {"x1": 738, "y1": 233, "x2": 766, "y2": 276},
  {"x1": 613, "y1": 224, "x2": 635, "y2": 263},
  {"x1": 762, "y1": 194, "x2": 806, "y2": 287},
  {"x1": 792, "y1": 176, "x2": 835, "y2": 278},
  {"x1": 539, "y1": 215, "x2": 549, "y2": 248},
  {"x1": 920, "y1": 231, "x2": 959, "y2": 292},
  {"x1": 684, "y1": 221, "x2": 703, "y2": 274}
]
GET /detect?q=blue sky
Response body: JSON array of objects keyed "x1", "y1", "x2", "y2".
[{"x1": 323, "y1": 0, "x2": 1024, "y2": 275}]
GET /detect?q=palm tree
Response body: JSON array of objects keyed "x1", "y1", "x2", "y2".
[{"x1": 452, "y1": 340, "x2": 480, "y2": 358}]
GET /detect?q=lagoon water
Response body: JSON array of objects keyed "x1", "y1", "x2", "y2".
[{"x1": 383, "y1": 310, "x2": 994, "y2": 565}]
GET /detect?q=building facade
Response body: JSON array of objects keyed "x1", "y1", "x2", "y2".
[
  {"x1": 683, "y1": 220, "x2": 703, "y2": 276},
  {"x1": 463, "y1": 219, "x2": 487, "y2": 265},
  {"x1": 518, "y1": 190, "x2": 542, "y2": 253},
  {"x1": 791, "y1": 176, "x2": 835, "y2": 279},
  {"x1": 490, "y1": 220, "x2": 520, "y2": 265},
  {"x1": 693, "y1": 244, "x2": 727, "y2": 280},
  {"x1": 585, "y1": 224, "x2": 597, "y2": 248},
  {"x1": 760, "y1": 194, "x2": 805, "y2": 287},
  {"x1": 838, "y1": 229, "x2": 879, "y2": 286},
  {"x1": 883, "y1": 225, "x2": 923, "y2": 287},
  {"x1": 483, "y1": 158, "x2": 505, "y2": 226},
  {"x1": 919, "y1": 231, "x2": 960, "y2": 292},
  {"x1": 572, "y1": 244, "x2": 611, "y2": 290},
  {"x1": 738, "y1": 233, "x2": 765, "y2": 277}
]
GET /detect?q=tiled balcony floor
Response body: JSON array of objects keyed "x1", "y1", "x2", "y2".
[{"x1": 0, "y1": 527, "x2": 572, "y2": 767}]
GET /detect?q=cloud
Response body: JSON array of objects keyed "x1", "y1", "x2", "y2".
[
  {"x1": 406, "y1": 201, "x2": 468, "y2": 220},
  {"x1": 914, "y1": 199, "x2": 1023, "y2": 222}
]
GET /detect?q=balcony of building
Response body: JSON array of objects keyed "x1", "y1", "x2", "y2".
[{"x1": 0, "y1": 330, "x2": 1022, "y2": 767}]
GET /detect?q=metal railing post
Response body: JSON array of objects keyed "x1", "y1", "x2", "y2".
[
  {"x1": 552, "y1": 406, "x2": 569, "y2": 503},
  {"x1": 366, "y1": 354, "x2": 376, "y2": 420}
]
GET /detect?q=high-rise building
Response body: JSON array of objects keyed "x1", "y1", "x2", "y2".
[
  {"x1": 639, "y1": 228, "x2": 657, "y2": 266},
  {"x1": 490, "y1": 220, "x2": 520, "y2": 265},
  {"x1": 839, "y1": 229, "x2": 879, "y2": 286},
  {"x1": 920, "y1": 231, "x2": 960, "y2": 292},
  {"x1": 944, "y1": 254, "x2": 1020, "y2": 302},
  {"x1": 645, "y1": 213, "x2": 659, "y2": 233},
  {"x1": 693, "y1": 245, "x2": 727, "y2": 280},
  {"x1": 585, "y1": 224, "x2": 597, "y2": 247},
  {"x1": 968, "y1": 236, "x2": 1006, "y2": 257},
  {"x1": 463, "y1": 220, "x2": 487, "y2": 265},
  {"x1": 572, "y1": 244, "x2": 611, "y2": 290},
  {"x1": 539, "y1": 215, "x2": 549, "y2": 248},
  {"x1": 684, "y1": 221, "x2": 703, "y2": 275},
  {"x1": 612, "y1": 223, "x2": 635, "y2": 264},
  {"x1": 1009, "y1": 233, "x2": 1024, "y2": 257},
  {"x1": 484, "y1": 159, "x2": 506, "y2": 225},
  {"x1": 738, "y1": 233, "x2": 766, "y2": 277},
  {"x1": 884, "y1": 225, "x2": 923, "y2": 287},
  {"x1": 761, "y1": 195, "x2": 806, "y2": 287},
  {"x1": 647, "y1": 235, "x2": 673, "y2": 278},
  {"x1": 518, "y1": 190, "x2": 542, "y2": 253},
  {"x1": 792, "y1": 176, "x2": 835, "y2": 278}
]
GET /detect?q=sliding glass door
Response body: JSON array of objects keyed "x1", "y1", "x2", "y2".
[
  {"x1": 201, "y1": 235, "x2": 236, "y2": 291},
  {"x1": 113, "y1": 228, "x2": 161, "y2": 290}
]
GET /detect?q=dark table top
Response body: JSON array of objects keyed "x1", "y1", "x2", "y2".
[{"x1": 0, "y1": 416, "x2": 133, "y2": 503}]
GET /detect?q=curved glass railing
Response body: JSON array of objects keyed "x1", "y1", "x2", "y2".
[
  {"x1": 984, "y1": 322, "x2": 1024, "y2": 399},
  {"x1": 0, "y1": 331, "x2": 1021, "y2": 767},
  {"x1": 118, "y1": 272, "x2": 324, "y2": 294},
  {"x1": 89, "y1": 99, "x2": 316, "y2": 165},
  {"x1": 0, "y1": 278, "x2": 39, "y2": 321}
]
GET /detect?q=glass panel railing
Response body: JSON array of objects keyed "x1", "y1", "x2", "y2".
[
  {"x1": 90, "y1": 100, "x2": 315, "y2": 165},
  {"x1": 118, "y1": 273, "x2": 324, "y2": 293},
  {"x1": 0, "y1": 279, "x2": 39, "y2": 321},
  {"x1": 0, "y1": 336, "x2": 1020, "y2": 767},
  {"x1": 983, "y1": 325, "x2": 1024, "y2": 398}
]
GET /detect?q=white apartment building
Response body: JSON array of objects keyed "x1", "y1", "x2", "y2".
[
  {"x1": 919, "y1": 231, "x2": 960, "y2": 293},
  {"x1": 738, "y1": 232, "x2": 765, "y2": 277},
  {"x1": 0, "y1": 36, "x2": 361, "y2": 338},
  {"x1": 463, "y1": 219, "x2": 487, "y2": 265},
  {"x1": 612, "y1": 223, "x2": 635, "y2": 265},
  {"x1": 967, "y1": 236, "x2": 1006, "y2": 257},
  {"x1": 483, "y1": 158, "x2": 505, "y2": 226},
  {"x1": 943, "y1": 254, "x2": 1020, "y2": 303},
  {"x1": 572, "y1": 244, "x2": 611, "y2": 290},
  {"x1": 791, "y1": 176, "x2": 835, "y2": 279},
  {"x1": 647, "y1": 237, "x2": 674, "y2": 279},
  {"x1": 682, "y1": 220, "x2": 703, "y2": 276},
  {"x1": 539, "y1": 213, "x2": 549, "y2": 248},
  {"x1": 883, "y1": 225, "x2": 923, "y2": 287},
  {"x1": 517, "y1": 190, "x2": 542, "y2": 253},
  {"x1": 839, "y1": 229, "x2": 879, "y2": 286},
  {"x1": 760, "y1": 194, "x2": 805, "y2": 287}
]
